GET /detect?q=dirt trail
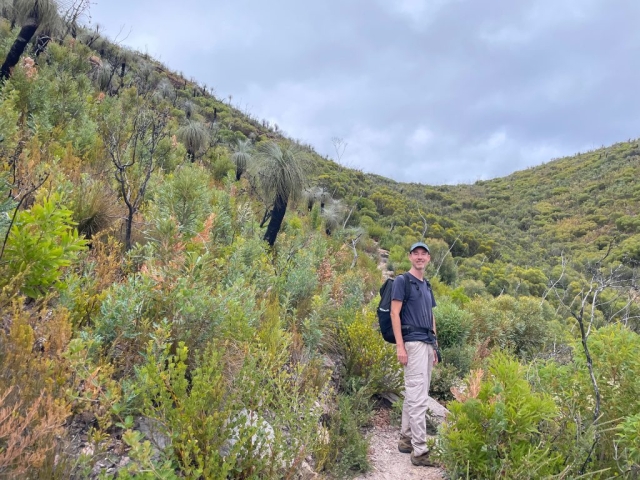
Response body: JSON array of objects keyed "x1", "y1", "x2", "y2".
[{"x1": 354, "y1": 411, "x2": 444, "y2": 480}]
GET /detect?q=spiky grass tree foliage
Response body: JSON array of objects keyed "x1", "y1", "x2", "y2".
[
  {"x1": 1, "y1": 0, "x2": 59, "y2": 80},
  {"x1": 303, "y1": 186, "x2": 329, "y2": 211},
  {"x1": 252, "y1": 141, "x2": 307, "y2": 247},
  {"x1": 93, "y1": 61, "x2": 112, "y2": 91},
  {"x1": 182, "y1": 100, "x2": 196, "y2": 119},
  {"x1": 70, "y1": 177, "x2": 117, "y2": 239},
  {"x1": 231, "y1": 138, "x2": 252, "y2": 181},
  {"x1": 322, "y1": 201, "x2": 346, "y2": 236},
  {"x1": 177, "y1": 120, "x2": 207, "y2": 162},
  {"x1": 155, "y1": 78, "x2": 175, "y2": 103}
]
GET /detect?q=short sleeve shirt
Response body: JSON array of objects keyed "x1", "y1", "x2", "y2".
[{"x1": 391, "y1": 272, "x2": 437, "y2": 343}]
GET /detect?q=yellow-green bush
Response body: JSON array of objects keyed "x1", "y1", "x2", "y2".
[
  {"x1": 338, "y1": 308, "x2": 403, "y2": 395},
  {"x1": 2, "y1": 193, "x2": 88, "y2": 298},
  {"x1": 438, "y1": 353, "x2": 561, "y2": 479}
]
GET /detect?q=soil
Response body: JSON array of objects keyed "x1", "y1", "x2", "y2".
[{"x1": 354, "y1": 410, "x2": 445, "y2": 480}]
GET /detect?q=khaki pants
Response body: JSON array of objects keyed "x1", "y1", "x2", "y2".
[{"x1": 401, "y1": 342, "x2": 434, "y2": 456}]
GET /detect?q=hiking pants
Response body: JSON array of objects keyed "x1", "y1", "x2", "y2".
[{"x1": 401, "y1": 341, "x2": 434, "y2": 456}]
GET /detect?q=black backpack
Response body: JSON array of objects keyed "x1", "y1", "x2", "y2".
[{"x1": 377, "y1": 273, "x2": 434, "y2": 344}]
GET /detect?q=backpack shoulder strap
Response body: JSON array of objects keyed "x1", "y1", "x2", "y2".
[{"x1": 402, "y1": 272, "x2": 411, "y2": 307}]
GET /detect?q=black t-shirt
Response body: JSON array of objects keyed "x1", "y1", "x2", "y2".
[{"x1": 391, "y1": 272, "x2": 437, "y2": 343}]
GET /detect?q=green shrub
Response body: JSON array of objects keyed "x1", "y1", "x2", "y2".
[
  {"x1": 435, "y1": 299, "x2": 472, "y2": 349},
  {"x1": 536, "y1": 324, "x2": 640, "y2": 476},
  {"x1": 466, "y1": 295, "x2": 553, "y2": 358},
  {"x1": 210, "y1": 153, "x2": 234, "y2": 181},
  {"x1": 2, "y1": 193, "x2": 88, "y2": 298},
  {"x1": 315, "y1": 394, "x2": 370, "y2": 476},
  {"x1": 616, "y1": 413, "x2": 640, "y2": 476},
  {"x1": 338, "y1": 309, "x2": 403, "y2": 395},
  {"x1": 149, "y1": 164, "x2": 213, "y2": 237},
  {"x1": 438, "y1": 353, "x2": 561, "y2": 479},
  {"x1": 430, "y1": 362, "x2": 462, "y2": 401},
  {"x1": 131, "y1": 316, "x2": 324, "y2": 479}
]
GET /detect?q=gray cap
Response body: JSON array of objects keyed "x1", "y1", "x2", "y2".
[{"x1": 409, "y1": 242, "x2": 430, "y2": 253}]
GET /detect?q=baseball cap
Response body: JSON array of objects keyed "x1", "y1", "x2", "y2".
[{"x1": 409, "y1": 242, "x2": 430, "y2": 253}]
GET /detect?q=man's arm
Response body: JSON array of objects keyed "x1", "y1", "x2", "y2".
[{"x1": 391, "y1": 299, "x2": 407, "y2": 365}]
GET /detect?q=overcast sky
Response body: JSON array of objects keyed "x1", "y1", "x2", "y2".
[{"x1": 91, "y1": 0, "x2": 640, "y2": 185}]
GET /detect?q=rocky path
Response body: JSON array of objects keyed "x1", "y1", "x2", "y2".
[{"x1": 354, "y1": 410, "x2": 445, "y2": 480}]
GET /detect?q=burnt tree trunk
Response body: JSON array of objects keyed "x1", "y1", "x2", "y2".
[
  {"x1": 1, "y1": 20, "x2": 38, "y2": 80},
  {"x1": 125, "y1": 205, "x2": 134, "y2": 251},
  {"x1": 34, "y1": 34, "x2": 50, "y2": 57},
  {"x1": 263, "y1": 192, "x2": 288, "y2": 247}
]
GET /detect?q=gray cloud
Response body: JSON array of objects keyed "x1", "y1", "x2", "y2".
[{"x1": 91, "y1": 0, "x2": 640, "y2": 184}]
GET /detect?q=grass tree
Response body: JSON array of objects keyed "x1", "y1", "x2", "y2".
[
  {"x1": 231, "y1": 138, "x2": 252, "y2": 181},
  {"x1": 322, "y1": 200, "x2": 346, "y2": 236},
  {"x1": 252, "y1": 141, "x2": 307, "y2": 247},
  {"x1": 1, "y1": 0, "x2": 59, "y2": 80},
  {"x1": 177, "y1": 120, "x2": 207, "y2": 162}
]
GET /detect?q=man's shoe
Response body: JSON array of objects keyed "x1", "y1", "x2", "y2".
[
  {"x1": 398, "y1": 435, "x2": 412, "y2": 454},
  {"x1": 411, "y1": 450, "x2": 436, "y2": 467}
]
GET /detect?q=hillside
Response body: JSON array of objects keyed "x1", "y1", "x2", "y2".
[{"x1": 0, "y1": 6, "x2": 639, "y2": 479}]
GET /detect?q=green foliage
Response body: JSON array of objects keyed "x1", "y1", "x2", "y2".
[
  {"x1": 0, "y1": 172, "x2": 17, "y2": 240},
  {"x1": 210, "y1": 152, "x2": 234, "y2": 181},
  {"x1": 536, "y1": 324, "x2": 640, "y2": 475},
  {"x1": 438, "y1": 353, "x2": 561, "y2": 479},
  {"x1": 149, "y1": 164, "x2": 212, "y2": 237},
  {"x1": 466, "y1": 295, "x2": 554, "y2": 358},
  {"x1": 435, "y1": 299, "x2": 472, "y2": 349},
  {"x1": 315, "y1": 394, "x2": 370, "y2": 476},
  {"x1": 338, "y1": 308, "x2": 403, "y2": 395},
  {"x1": 133, "y1": 316, "x2": 324, "y2": 479},
  {"x1": 2, "y1": 193, "x2": 87, "y2": 298},
  {"x1": 616, "y1": 413, "x2": 640, "y2": 476}
]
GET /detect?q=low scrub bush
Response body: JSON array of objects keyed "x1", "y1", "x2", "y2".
[
  {"x1": 2, "y1": 193, "x2": 88, "y2": 298},
  {"x1": 466, "y1": 295, "x2": 554, "y2": 358},
  {"x1": 438, "y1": 352, "x2": 562, "y2": 479},
  {"x1": 338, "y1": 308, "x2": 403, "y2": 396},
  {"x1": 128, "y1": 313, "x2": 324, "y2": 479},
  {"x1": 535, "y1": 323, "x2": 640, "y2": 476},
  {"x1": 315, "y1": 393, "x2": 370, "y2": 477}
]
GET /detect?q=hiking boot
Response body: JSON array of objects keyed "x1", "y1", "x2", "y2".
[
  {"x1": 411, "y1": 450, "x2": 436, "y2": 467},
  {"x1": 398, "y1": 434, "x2": 412, "y2": 453}
]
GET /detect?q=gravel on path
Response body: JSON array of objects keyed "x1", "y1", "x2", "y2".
[{"x1": 354, "y1": 410, "x2": 445, "y2": 480}]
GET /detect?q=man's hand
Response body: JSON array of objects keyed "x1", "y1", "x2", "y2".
[
  {"x1": 397, "y1": 344, "x2": 408, "y2": 365},
  {"x1": 433, "y1": 347, "x2": 439, "y2": 365}
]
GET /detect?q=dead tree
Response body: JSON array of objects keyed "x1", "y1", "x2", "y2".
[{"x1": 100, "y1": 103, "x2": 169, "y2": 250}]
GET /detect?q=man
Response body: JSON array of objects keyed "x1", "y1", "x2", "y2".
[{"x1": 390, "y1": 241, "x2": 438, "y2": 467}]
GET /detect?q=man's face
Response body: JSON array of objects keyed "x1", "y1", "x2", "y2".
[{"x1": 409, "y1": 247, "x2": 430, "y2": 270}]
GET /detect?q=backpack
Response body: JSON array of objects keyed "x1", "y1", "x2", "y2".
[
  {"x1": 377, "y1": 273, "x2": 411, "y2": 344},
  {"x1": 377, "y1": 273, "x2": 435, "y2": 344}
]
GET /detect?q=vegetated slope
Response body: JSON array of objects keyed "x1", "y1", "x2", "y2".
[
  {"x1": 313, "y1": 141, "x2": 640, "y2": 275},
  {"x1": 1, "y1": 9, "x2": 639, "y2": 479}
]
